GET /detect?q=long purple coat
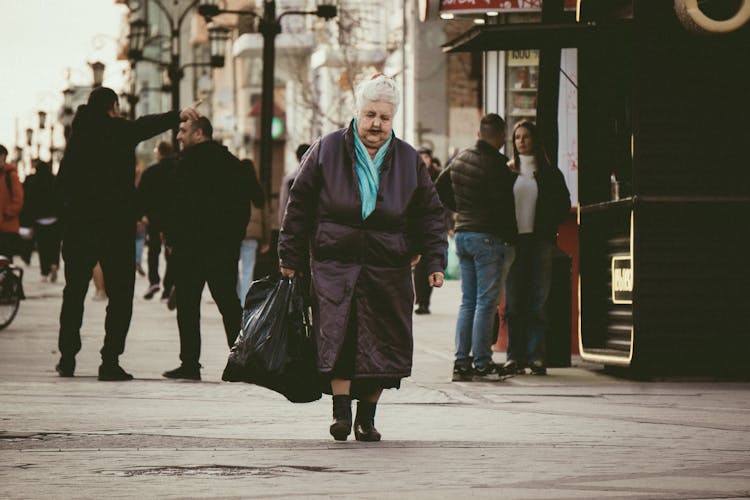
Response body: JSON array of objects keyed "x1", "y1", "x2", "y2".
[{"x1": 278, "y1": 122, "x2": 448, "y2": 379}]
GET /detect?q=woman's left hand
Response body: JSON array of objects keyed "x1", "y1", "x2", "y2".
[{"x1": 429, "y1": 272, "x2": 445, "y2": 288}]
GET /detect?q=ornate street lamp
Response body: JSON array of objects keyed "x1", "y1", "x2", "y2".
[
  {"x1": 90, "y1": 61, "x2": 106, "y2": 87},
  {"x1": 197, "y1": 0, "x2": 338, "y2": 199},
  {"x1": 208, "y1": 24, "x2": 230, "y2": 68},
  {"x1": 128, "y1": 19, "x2": 148, "y2": 61}
]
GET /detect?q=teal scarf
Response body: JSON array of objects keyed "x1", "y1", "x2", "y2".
[{"x1": 352, "y1": 118, "x2": 393, "y2": 220}]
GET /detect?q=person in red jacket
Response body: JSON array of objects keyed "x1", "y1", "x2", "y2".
[{"x1": 0, "y1": 145, "x2": 24, "y2": 260}]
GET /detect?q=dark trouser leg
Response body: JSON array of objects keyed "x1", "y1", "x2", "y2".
[
  {"x1": 35, "y1": 223, "x2": 51, "y2": 275},
  {"x1": 58, "y1": 224, "x2": 98, "y2": 358},
  {"x1": 0, "y1": 232, "x2": 19, "y2": 263},
  {"x1": 206, "y1": 246, "x2": 242, "y2": 348},
  {"x1": 506, "y1": 236, "x2": 531, "y2": 365},
  {"x1": 99, "y1": 223, "x2": 136, "y2": 363},
  {"x1": 146, "y1": 228, "x2": 161, "y2": 286},
  {"x1": 36, "y1": 222, "x2": 61, "y2": 274},
  {"x1": 413, "y1": 258, "x2": 432, "y2": 308},
  {"x1": 162, "y1": 248, "x2": 174, "y2": 296},
  {"x1": 175, "y1": 252, "x2": 205, "y2": 367}
]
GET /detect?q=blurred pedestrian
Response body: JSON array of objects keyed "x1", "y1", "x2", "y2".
[
  {"x1": 413, "y1": 146, "x2": 451, "y2": 315},
  {"x1": 236, "y1": 158, "x2": 267, "y2": 302},
  {"x1": 0, "y1": 145, "x2": 24, "y2": 261},
  {"x1": 278, "y1": 143, "x2": 310, "y2": 227},
  {"x1": 54, "y1": 86, "x2": 201, "y2": 380},
  {"x1": 21, "y1": 160, "x2": 61, "y2": 282},
  {"x1": 503, "y1": 120, "x2": 570, "y2": 376},
  {"x1": 162, "y1": 117, "x2": 251, "y2": 381},
  {"x1": 279, "y1": 74, "x2": 447, "y2": 442},
  {"x1": 435, "y1": 113, "x2": 517, "y2": 381},
  {"x1": 137, "y1": 141, "x2": 177, "y2": 300}
]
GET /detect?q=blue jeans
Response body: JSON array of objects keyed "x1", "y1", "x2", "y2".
[
  {"x1": 237, "y1": 239, "x2": 259, "y2": 302},
  {"x1": 506, "y1": 234, "x2": 553, "y2": 365},
  {"x1": 454, "y1": 232, "x2": 513, "y2": 369}
]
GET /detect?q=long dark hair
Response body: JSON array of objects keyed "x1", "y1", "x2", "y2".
[{"x1": 511, "y1": 120, "x2": 552, "y2": 174}]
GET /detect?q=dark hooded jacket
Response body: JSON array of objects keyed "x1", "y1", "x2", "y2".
[
  {"x1": 278, "y1": 122, "x2": 448, "y2": 378},
  {"x1": 56, "y1": 105, "x2": 180, "y2": 224},
  {"x1": 166, "y1": 140, "x2": 251, "y2": 253}
]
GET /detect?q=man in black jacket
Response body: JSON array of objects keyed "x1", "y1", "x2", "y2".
[
  {"x1": 436, "y1": 113, "x2": 517, "y2": 381},
  {"x1": 162, "y1": 117, "x2": 252, "y2": 380},
  {"x1": 138, "y1": 140, "x2": 177, "y2": 300},
  {"x1": 55, "y1": 86, "x2": 201, "y2": 381}
]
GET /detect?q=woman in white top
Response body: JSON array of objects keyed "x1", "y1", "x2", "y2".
[{"x1": 503, "y1": 121, "x2": 570, "y2": 375}]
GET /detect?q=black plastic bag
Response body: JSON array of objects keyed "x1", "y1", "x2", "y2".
[{"x1": 223, "y1": 276, "x2": 321, "y2": 403}]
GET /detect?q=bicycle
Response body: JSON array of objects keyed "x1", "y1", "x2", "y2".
[{"x1": 0, "y1": 255, "x2": 25, "y2": 330}]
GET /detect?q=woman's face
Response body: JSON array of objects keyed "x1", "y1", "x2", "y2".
[
  {"x1": 356, "y1": 100, "x2": 394, "y2": 151},
  {"x1": 514, "y1": 126, "x2": 535, "y2": 155}
]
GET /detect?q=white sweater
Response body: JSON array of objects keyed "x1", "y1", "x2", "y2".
[{"x1": 513, "y1": 155, "x2": 538, "y2": 234}]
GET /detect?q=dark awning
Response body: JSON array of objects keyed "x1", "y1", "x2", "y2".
[{"x1": 442, "y1": 21, "x2": 631, "y2": 53}]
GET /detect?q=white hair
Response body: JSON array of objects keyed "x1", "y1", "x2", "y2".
[{"x1": 354, "y1": 75, "x2": 400, "y2": 115}]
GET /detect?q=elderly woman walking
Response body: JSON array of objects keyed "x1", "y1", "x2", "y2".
[{"x1": 278, "y1": 75, "x2": 447, "y2": 442}]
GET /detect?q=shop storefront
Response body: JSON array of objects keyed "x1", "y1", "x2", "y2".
[{"x1": 441, "y1": 0, "x2": 750, "y2": 374}]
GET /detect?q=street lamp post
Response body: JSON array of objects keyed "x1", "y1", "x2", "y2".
[
  {"x1": 128, "y1": 2, "x2": 229, "y2": 147},
  {"x1": 198, "y1": 0, "x2": 337, "y2": 199}
]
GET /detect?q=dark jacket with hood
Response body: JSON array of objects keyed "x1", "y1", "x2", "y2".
[
  {"x1": 278, "y1": 122, "x2": 448, "y2": 379},
  {"x1": 137, "y1": 157, "x2": 177, "y2": 231},
  {"x1": 56, "y1": 105, "x2": 180, "y2": 224},
  {"x1": 436, "y1": 140, "x2": 517, "y2": 242},
  {"x1": 167, "y1": 140, "x2": 251, "y2": 253}
]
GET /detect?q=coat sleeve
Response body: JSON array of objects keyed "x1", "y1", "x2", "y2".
[
  {"x1": 5, "y1": 170, "x2": 24, "y2": 218},
  {"x1": 278, "y1": 139, "x2": 321, "y2": 272},
  {"x1": 246, "y1": 161, "x2": 265, "y2": 209},
  {"x1": 409, "y1": 158, "x2": 449, "y2": 275},
  {"x1": 434, "y1": 165, "x2": 456, "y2": 212},
  {"x1": 124, "y1": 111, "x2": 181, "y2": 145},
  {"x1": 550, "y1": 167, "x2": 572, "y2": 226}
]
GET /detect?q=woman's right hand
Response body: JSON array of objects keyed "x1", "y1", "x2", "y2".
[{"x1": 280, "y1": 267, "x2": 296, "y2": 278}]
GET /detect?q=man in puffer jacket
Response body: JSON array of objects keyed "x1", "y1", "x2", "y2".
[{"x1": 436, "y1": 113, "x2": 517, "y2": 380}]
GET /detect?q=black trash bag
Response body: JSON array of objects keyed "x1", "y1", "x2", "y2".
[{"x1": 223, "y1": 276, "x2": 321, "y2": 403}]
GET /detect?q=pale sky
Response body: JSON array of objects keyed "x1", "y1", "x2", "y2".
[{"x1": 0, "y1": 0, "x2": 129, "y2": 156}]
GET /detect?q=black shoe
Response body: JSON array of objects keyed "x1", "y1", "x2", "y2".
[
  {"x1": 166, "y1": 286, "x2": 177, "y2": 311},
  {"x1": 162, "y1": 365, "x2": 201, "y2": 380},
  {"x1": 452, "y1": 361, "x2": 474, "y2": 381},
  {"x1": 473, "y1": 362, "x2": 500, "y2": 378},
  {"x1": 354, "y1": 402, "x2": 382, "y2": 442},
  {"x1": 98, "y1": 363, "x2": 133, "y2": 381},
  {"x1": 414, "y1": 306, "x2": 430, "y2": 315},
  {"x1": 501, "y1": 359, "x2": 525, "y2": 375},
  {"x1": 330, "y1": 395, "x2": 352, "y2": 441},
  {"x1": 529, "y1": 360, "x2": 547, "y2": 376},
  {"x1": 143, "y1": 283, "x2": 160, "y2": 300},
  {"x1": 55, "y1": 356, "x2": 75, "y2": 377}
]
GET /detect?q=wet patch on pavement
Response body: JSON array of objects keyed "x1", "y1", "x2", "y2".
[{"x1": 101, "y1": 464, "x2": 357, "y2": 477}]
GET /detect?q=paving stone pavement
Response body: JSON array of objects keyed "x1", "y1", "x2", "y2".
[{"x1": 1, "y1": 261, "x2": 749, "y2": 499}]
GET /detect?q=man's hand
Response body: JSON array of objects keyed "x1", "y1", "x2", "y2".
[
  {"x1": 259, "y1": 244, "x2": 270, "y2": 254},
  {"x1": 179, "y1": 100, "x2": 202, "y2": 121},
  {"x1": 429, "y1": 272, "x2": 445, "y2": 288},
  {"x1": 280, "y1": 267, "x2": 296, "y2": 278}
]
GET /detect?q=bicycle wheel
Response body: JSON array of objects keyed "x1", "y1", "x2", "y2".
[{"x1": 0, "y1": 272, "x2": 21, "y2": 330}]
